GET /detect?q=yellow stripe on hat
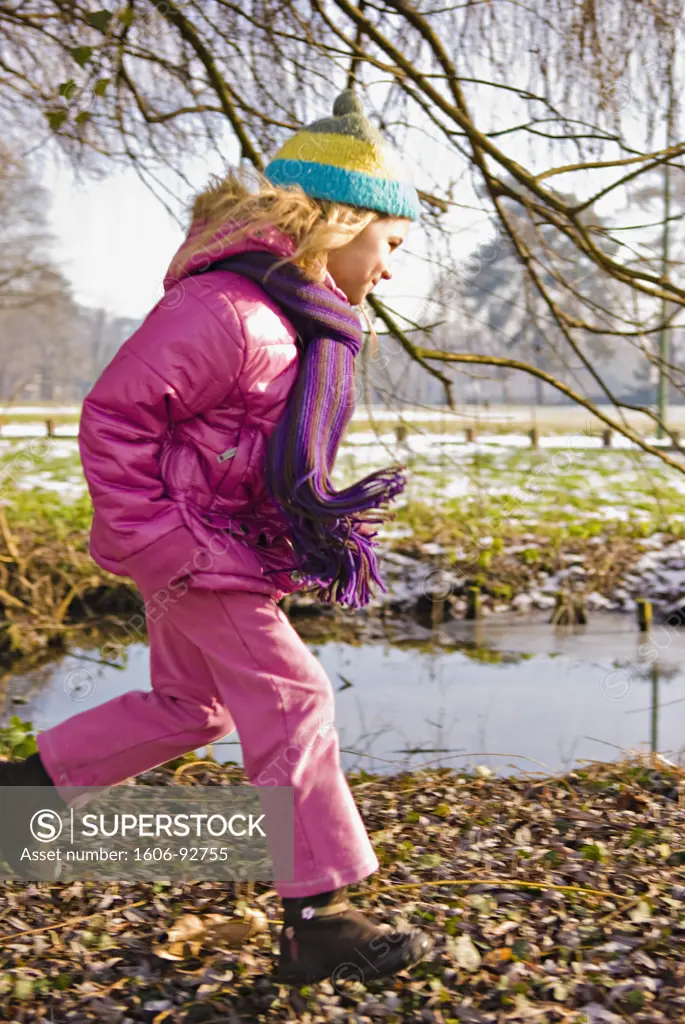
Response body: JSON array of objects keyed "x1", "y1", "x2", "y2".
[{"x1": 272, "y1": 131, "x2": 409, "y2": 182}]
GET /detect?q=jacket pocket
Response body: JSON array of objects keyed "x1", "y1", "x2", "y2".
[{"x1": 159, "y1": 440, "x2": 212, "y2": 509}]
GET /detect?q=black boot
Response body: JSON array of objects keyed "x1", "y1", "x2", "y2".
[
  {"x1": 0, "y1": 752, "x2": 67, "y2": 878},
  {"x1": 277, "y1": 886, "x2": 432, "y2": 986}
]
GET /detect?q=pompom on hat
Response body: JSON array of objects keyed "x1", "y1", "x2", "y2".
[{"x1": 264, "y1": 89, "x2": 421, "y2": 221}]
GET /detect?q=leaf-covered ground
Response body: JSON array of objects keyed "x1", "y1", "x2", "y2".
[{"x1": 0, "y1": 753, "x2": 684, "y2": 1023}]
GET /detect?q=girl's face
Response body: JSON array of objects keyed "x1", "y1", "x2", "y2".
[{"x1": 326, "y1": 215, "x2": 410, "y2": 305}]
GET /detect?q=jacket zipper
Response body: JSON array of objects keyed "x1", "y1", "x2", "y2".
[{"x1": 217, "y1": 446, "x2": 238, "y2": 464}]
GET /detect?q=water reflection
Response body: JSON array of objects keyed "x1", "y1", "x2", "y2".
[
  {"x1": 2, "y1": 613, "x2": 684, "y2": 774},
  {"x1": 616, "y1": 635, "x2": 682, "y2": 757}
]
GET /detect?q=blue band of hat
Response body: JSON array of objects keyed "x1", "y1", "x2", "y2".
[{"x1": 264, "y1": 159, "x2": 421, "y2": 221}]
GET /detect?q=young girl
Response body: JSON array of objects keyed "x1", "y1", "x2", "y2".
[{"x1": 0, "y1": 90, "x2": 432, "y2": 985}]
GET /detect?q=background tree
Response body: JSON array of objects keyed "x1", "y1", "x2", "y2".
[
  {"x1": 0, "y1": 144, "x2": 64, "y2": 312},
  {"x1": 0, "y1": 144, "x2": 141, "y2": 400}
]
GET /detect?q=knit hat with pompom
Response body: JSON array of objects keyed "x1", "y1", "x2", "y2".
[{"x1": 264, "y1": 89, "x2": 420, "y2": 221}]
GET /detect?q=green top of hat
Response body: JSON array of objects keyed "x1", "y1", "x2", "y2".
[
  {"x1": 305, "y1": 89, "x2": 384, "y2": 144},
  {"x1": 332, "y1": 90, "x2": 364, "y2": 117}
]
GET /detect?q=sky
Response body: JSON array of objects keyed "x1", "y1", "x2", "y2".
[{"x1": 43, "y1": 160, "x2": 194, "y2": 320}]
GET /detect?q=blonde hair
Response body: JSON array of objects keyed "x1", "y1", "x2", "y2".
[{"x1": 172, "y1": 166, "x2": 385, "y2": 347}]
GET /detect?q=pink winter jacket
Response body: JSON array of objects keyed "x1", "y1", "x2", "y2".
[{"x1": 79, "y1": 223, "x2": 351, "y2": 604}]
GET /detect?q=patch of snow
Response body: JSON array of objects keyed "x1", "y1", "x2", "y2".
[
  {"x1": 17, "y1": 474, "x2": 86, "y2": 499},
  {"x1": 639, "y1": 533, "x2": 668, "y2": 548},
  {"x1": 343, "y1": 431, "x2": 397, "y2": 446},
  {"x1": 0, "y1": 439, "x2": 79, "y2": 461},
  {"x1": 661, "y1": 540, "x2": 685, "y2": 560},
  {"x1": 529, "y1": 591, "x2": 556, "y2": 609},
  {"x1": 600, "y1": 506, "x2": 631, "y2": 521},
  {"x1": 382, "y1": 551, "x2": 419, "y2": 568},
  {"x1": 421, "y1": 542, "x2": 446, "y2": 556},
  {"x1": 1, "y1": 423, "x2": 52, "y2": 437},
  {"x1": 438, "y1": 478, "x2": 470, "y2": 499},
  {"x1": 379, "y1": 525, "x2": 413, "y2": 540},
  {"x1": 653, "y1": 568, "x2": 685, "y2": 594}
]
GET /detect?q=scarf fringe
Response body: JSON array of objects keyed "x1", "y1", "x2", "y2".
[{"x1": 273, "y1": 467, "x2": 407, "y2": 609}]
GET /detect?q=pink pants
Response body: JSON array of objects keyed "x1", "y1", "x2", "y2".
[{"x1": 36, "y1": 590, "x2": 378, "y2": 897}]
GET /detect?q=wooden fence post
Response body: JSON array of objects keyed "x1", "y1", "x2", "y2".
[
  {"x1": 466, "y1": 585, "x2": 481, "y2": 620},
  {"x1": 637, "y1": 597, "x2": 652, "y2": 632}
]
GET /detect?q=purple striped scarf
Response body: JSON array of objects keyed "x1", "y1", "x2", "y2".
[{"x1": 201, "y1": 250, "x2": 406, "y2": 608}]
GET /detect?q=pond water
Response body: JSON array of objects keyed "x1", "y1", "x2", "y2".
[{"x1": 3, "y1": 613, "x2": 684, "y2": 775}]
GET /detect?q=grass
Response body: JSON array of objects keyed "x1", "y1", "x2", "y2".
[
  {"x1": 0, "y1": 429, "x2": 682, "y2": 620},
  {"x1": 0, "y1": 412, "x2": 79, "y2": 425},
  {"x1": 4, "y1": 483, "x2": 93, "y2": 533},
  {"x1": 336, "y1": 440, "x2": 685, "y2": 541},
  {"x1": 1, "y1": 432, "x2": 684, "y2": 546}
]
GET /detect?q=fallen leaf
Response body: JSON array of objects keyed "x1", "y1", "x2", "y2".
[
  {"x1": 629, "y1": 900, "x2": 652, "y2": 924},
  {"x1": 151, "y1": 939, "x2": 202, "y2": 961},
  {"x1": 484, "y1": 946, "x2": 513, "y2": 965},
  {"x1": 453, "y1": 933, "x2": 481, "y2": 971},
  {"x1": 154, "y1": 907, "x2": 269, "y2": 960},
  {"x1": 207, "y1": 907, "x2": 268, "y2": 947},
  {"x1": 579, "y1": 1002, "x2": 625, "y2": 1022},
  {"x1": 492, "y1": 920, "x2": 519, "y2": 937},
  {"x1": 153, "y1": 1012, "x2": 174, "y2": 1024},
  {"x1": 166, "y1": 914, "x2": 206, "y2": 943}
]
